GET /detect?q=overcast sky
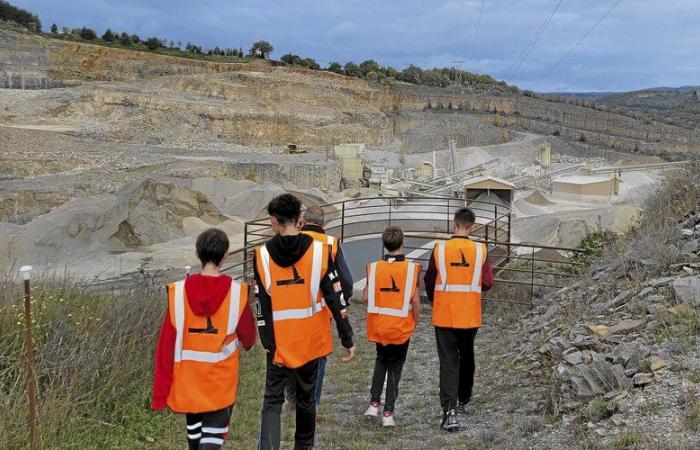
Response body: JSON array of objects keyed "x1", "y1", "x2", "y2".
[{"x1": 13, "y1": 0, "x2": 700, "y2": 92}]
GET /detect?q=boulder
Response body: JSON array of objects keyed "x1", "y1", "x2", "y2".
[
  {"x1": 672, "y1": 276, "x2": 700, "y2": 306},
  {"x1": 632, "y1": 373, "x2": 654, "y2": 387},
  {"x1": 609, "y1": 319, "x2": 645, "y2": 335}
]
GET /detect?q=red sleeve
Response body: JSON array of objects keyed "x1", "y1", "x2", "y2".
[
  {"x1": 151, "y1": 307, "x2": 176, "y2": 410},
  {"x1": 482, "y1": 259, "x2": 494, "y2": 291},
  {"x1": 236, "y1": 302, "x2": 257, "y2": 351}
]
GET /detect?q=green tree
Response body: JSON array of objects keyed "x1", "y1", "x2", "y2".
[
  {"x1": 301, "y1": 58, "x2": 320, "y2": 70},
  {"x1": 400, "y1": 65, "x2": 422, "y2": 84},
  {"x1": 249, "y1": 40, "x2": 273, "y2": 59},
  {"x1": 50, "y1": 23, "x2": 58, "y2": 34},
  {"x1": 80, "y1": 27, "x2": 97, "y2": 40},
  {"x1": 102, "y1": 28, "x2": 115, "y2": 42},
  {"x1": 145, "y1": 37, "x2": 163, "y2": 51},
  {"x1": 327, "y1": 62, "x2": 343, "y2": 73},
  {"x1": 280, "y1": 53, "x2": 302, "y2": 65},
  {"x1": 130, "y1": 34, "x2": 140, "y2": 44},
  {"x1": 119, "y1": 32, "x2": 131, "y2": 46},
  {"x1": 343, "y1": 61, "x2": 360, "y2": 77},
  {"x1": 359, "y1": 59, "x2": 380, "y2": 77}
]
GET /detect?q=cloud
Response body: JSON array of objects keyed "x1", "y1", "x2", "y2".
[{"x1": 13, "y1": 0, "x2": 700, "y2": 92}]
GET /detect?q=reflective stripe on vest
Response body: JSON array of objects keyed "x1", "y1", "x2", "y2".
[
  {"x1": 435, "y1": 240, "x2": 484, "y2": 293},
  {"x1": 260, "y1": 240, "x2": 325, "y2": 321},
  {"x1": 367, "y1": 261, "x2": 416, "y2": 317},
  {"x1": 172, "y1": 278, "x2": 241, "y2": 363}
]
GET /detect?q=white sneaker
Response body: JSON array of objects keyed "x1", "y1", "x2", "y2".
[
  {"x1": 364, "y1": 402, "x2": 380, "y2": 418},
  {"x1": 382, "y1": 411, "x2": 396, "y2": 427}
]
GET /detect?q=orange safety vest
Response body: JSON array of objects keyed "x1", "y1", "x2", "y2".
[
  {"x1": 302, "y1": 229, "x2": 339, "y2": 319},
  {"x1": 432, "y1": 238, "x2": 486, "y2": 329},
  {"x1": 301, "y1": 229, "x2": 338, "y2": 261},
  {"x1": 366, "y1": 259, "x2": 420, "y2": 346},
  {"x1": 166, "y1": 278, "x2": 248, "y2": 414},
  {"x1": 256, "y1": 240, "x2": 333, "y2": 368}
]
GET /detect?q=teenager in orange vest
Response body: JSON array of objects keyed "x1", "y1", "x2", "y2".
[
  {"x1": 283, "y1": 205, "x2": 354, "y2": 419},
  {"x1": 423, "y1": 208, "x2": 494, "y2": 432},
  {"x1": 151, "y1": 228, "x2": 257, "y2": 450},
  {"x1": 362, "y1": 226, "x2": 421, "y2": 427},
  {"x1": 254, "y1": 194, "x2": 355, "y2": 450}
]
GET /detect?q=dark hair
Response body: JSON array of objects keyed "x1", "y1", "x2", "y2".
[
  {"x1": 196, "y1": 228, "x2": 230, "y2": 267},
  {"x1": 267, "y1": 193, "x2": 302, "y2": 226},
  {"x1": 382, "y1": 226, "x2": 404, "y2": 252},
  {"x1": 454, "y1": 207, "x2": 476, "y2": 227}
]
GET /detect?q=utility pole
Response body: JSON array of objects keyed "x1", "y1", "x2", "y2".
[{"x1": 20, "y1": 265, "x2": 39, "y2": 450}]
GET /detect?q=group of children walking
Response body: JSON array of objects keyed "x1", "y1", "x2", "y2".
[{"x1": 151, "y1": 193, "x2": 493, "y2": 449}]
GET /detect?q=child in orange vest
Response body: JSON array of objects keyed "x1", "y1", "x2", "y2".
[
  {"x1": 151, "y1": 228, "x2": 257, "y2": 450},
  {"x1": 362, "y1": 226, "x2": 421, "y2": 427}
]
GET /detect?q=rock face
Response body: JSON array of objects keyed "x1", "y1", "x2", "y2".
[{"x1": 2, "y1": 25, "x2": 699, "y2": 156}]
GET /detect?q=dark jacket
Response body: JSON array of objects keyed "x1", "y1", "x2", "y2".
[
  {"x1": 253, "y1": 233, "x2": 354, "y2": 352},
  {"x1": 301, "y1": 224, "x2": 354, "y2": 300}
]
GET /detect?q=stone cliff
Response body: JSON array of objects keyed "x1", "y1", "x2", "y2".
[{"x1": 2, "y1": 25, "x2": 699, "y2": 157}]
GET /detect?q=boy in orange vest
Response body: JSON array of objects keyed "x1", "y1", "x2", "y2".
[
  {"x1": 254, "y1": 193, "x2": 355, "y2": 450},
  {"x1": 151, "y1": 228, "x2": 257, "y2": 449},
  {"x1": 424, "y1": 208, "x2": 494, "y2": 432},
  {"x1": 362, "y1": 226, "x2": 421, "y2": 427}
]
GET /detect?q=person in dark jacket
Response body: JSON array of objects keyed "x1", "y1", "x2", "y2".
[
  {"x1": 284, "y1": 205, "x2": 354, "y2": 418},
  {"x1": 255, "y1": 194, "x2": 355, "y2": 450}
]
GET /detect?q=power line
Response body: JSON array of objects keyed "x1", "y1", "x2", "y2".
[
  {"x1": 467, "y1": 0, "x2": 486, "y2": 73},
  {"x1": 530, "y1": 0, "x2": 623, "y2": 89},
  {"x1": 505, "y1": 0, "x2": 565, "y2": 83}
]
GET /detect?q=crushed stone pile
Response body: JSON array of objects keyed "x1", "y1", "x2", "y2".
[{"x1": 0, "y1": 178, "x2": 225, "y2": 271}]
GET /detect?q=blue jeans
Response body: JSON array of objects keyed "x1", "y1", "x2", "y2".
[{"x1": 315, "y1": 356, "x2": 327, "y2": 408}]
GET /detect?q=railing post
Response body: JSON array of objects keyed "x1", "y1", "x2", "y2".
[
  {"x1": 446, "y1": 198, "x2": 450, "y2": 233},
  {"x1": 20, "y1": 266, "x2": 38, "y2": 450},
  {"x1": 388, "y1": 198, "x2": 392, "y2": 226},
  {"x1": 530, "y1": 248, "x2": 535, "y2": 309},
  {"x1": 243, "y1": 222, "x2": 248, "y2": 278},
  {"x1": 340, "y1": 201, "x2": 346, "y2": 243}
]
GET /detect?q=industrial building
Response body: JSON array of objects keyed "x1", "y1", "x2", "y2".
[{"x1": 551, "y1": 175, "x2": 617, "y2": 197}]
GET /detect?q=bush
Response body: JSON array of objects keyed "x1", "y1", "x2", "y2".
[
  {"x1": 101, "y1": 28, "x2": 114, "y2": 42},
  {"x1": 79, "y1": 27, "x2": 97, "y2": 40},
  {"x1": 144, "y1": 37, "x2": 163, "y2": 51},
  {"x1": 583, "y1": 397, "x2": 609, "y2": 423}
]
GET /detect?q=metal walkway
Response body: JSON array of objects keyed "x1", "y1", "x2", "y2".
[{"x1": 223, "y1": 196, "x2": 585, "y2": 307}]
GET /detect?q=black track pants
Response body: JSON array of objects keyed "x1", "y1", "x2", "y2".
[
  {"x1": 259, "y1": 354, "x2": 319, "y2": 450},
  {"x1": 435, "y1": 326, "x2": 478, "y2": 411}
]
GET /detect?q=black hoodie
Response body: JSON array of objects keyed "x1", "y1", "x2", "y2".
[{"x1": 254, "y1": 233, "x2": 354, "y2": 354}]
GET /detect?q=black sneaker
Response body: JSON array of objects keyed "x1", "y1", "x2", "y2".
[
  {"x1": 441, "y1": 409, "x2": 460, "y2": 432},
  {"x1": 457, "y1": 401, "x2": 472, "y2": 414}
]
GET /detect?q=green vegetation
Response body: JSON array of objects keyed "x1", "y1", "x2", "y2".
[
  {"x1": 1, "y1": 1, "x2": 512, "y2": 91},
  {"x1": 571, "y1": 230, "x2": 617, "y2": 268},
  {"x1": 0, "y1": 0, "x2": 40, "y2": 31},
  {"x1": 582, "y1": 397, "x2": 609, "y2": 423},
  {"x1": 685, "y1": 399, "x2": 700, "y2": 432},
  {"x1": 610, "y1": 433, "x2": 648, "y2": 450}
]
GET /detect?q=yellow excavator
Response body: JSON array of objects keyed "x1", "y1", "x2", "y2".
[{"x1": 283, "y1": 143, "x2": 308, "y2": 154}]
